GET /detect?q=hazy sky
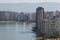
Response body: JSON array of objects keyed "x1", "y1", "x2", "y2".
[
  {"x1": 0, "y1": 0, "x2": 60, "y2": 3},
  {"x1": 0, "y1": 0, "x2": 60, "y2": 13}
]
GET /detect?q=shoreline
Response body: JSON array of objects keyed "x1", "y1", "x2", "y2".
[{"x1": 0, "y1": 21, "x2": 35, "y2": 23}]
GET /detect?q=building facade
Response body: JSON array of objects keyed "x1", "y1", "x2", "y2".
[
  {"x1": 55, "y1": 11, "x2": 60, "y2": 35},
  {"x1": 48, "y1": 15, "x2": 57, "y2": 37},
  {"x1": 0, "y1": 11, "x2": 6, "y2": 21},
  {"x1": 36, "y1": 7, "x2": 45, "y2": 37},
  {"x1": 32, "y1": 13, "x2": 36, "y2": 22}
]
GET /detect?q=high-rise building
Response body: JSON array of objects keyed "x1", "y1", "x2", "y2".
[
  {"x1": 0, "y1": 11, "x2": 6, "y2": 21},
  {"x1": 36, "y1": 7, "x2": 45, "y2": 37},
  {"x1": 28, "y1": 13, "x2": 32, "y2": 22},
  {"x1": 55, "y1": 11, "x2": 60, "y2": 16},
  {"x1": 55, "y1": 14, "x2": 60, "y2": 35},
  {"x1": 45, "y1": 11, "x2": 54, "y2": 18},
  {"x1": 48, "y1": 16, "x2": 57, "y2": 37},
  {"x1": 19, "y1": 12, "x2": 25, "y2": 21},
  {"x1": 32, "y1": 13, "x2": 36, "y2": 22}
]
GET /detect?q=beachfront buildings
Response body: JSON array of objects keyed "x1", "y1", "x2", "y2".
[{"x1": 36, "y1": 7, "x2": 45, "y2": 37}]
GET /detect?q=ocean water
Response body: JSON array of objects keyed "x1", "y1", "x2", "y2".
[{"x1": 0, "y1": 22, "x2": 36, "y2": 40}]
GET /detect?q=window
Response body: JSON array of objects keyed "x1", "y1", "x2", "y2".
[
  {"x1": 53, "y1": 21, "x2": 55, "y2": 23},
  {"x1": 56, "y1": 15, "x2": 59, "y2": 18}
]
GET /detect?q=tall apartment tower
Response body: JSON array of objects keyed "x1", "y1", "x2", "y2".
[{"x1": 36, "y1": 7, "x2": 45, "y2": 37}]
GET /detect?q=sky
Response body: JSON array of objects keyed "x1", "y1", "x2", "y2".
[
  {"x1": 0, "y1": 3, "x2": 60, "y2": 13},
  {"x1": 0, "y1": 0, "x2": 60, "y2": 13},
  {"x1": 0, "y1": 0, "x2": 60, "y2": 3}
]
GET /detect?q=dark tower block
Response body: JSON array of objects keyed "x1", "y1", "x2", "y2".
[{"x1": 36, "y1": 7, "x2": 45, "y2": 37}]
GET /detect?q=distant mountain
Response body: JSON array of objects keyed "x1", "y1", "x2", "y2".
[{"x1": 0, "y1": 2, "x2": 60, "y2": 13}]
